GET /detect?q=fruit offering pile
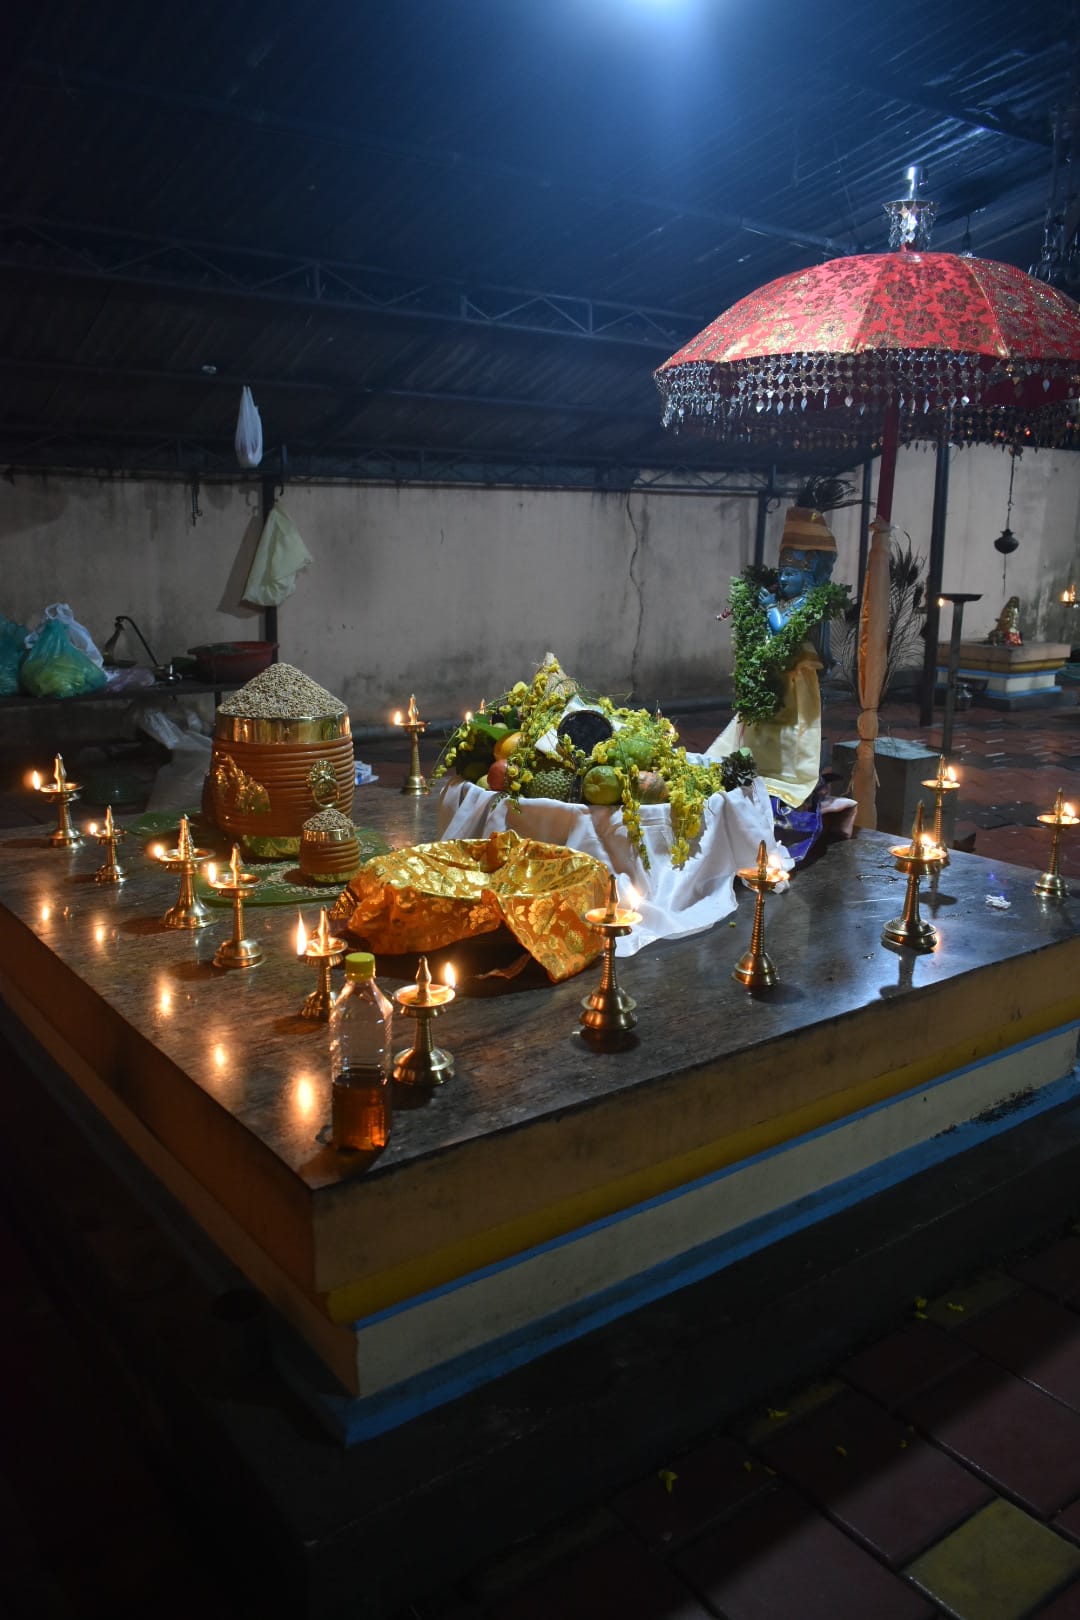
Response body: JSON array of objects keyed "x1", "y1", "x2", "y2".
[{"x1": 435, "y1": 656, "x2": 755, "y2": 868}]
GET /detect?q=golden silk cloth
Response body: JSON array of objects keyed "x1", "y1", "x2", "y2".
[{"x1": 330, "y1": 829, "x2": 608, "y2": 982}]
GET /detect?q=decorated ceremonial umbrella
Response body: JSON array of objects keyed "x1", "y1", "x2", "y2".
[{"x1": 654, "y1": 217, "x2": 1080, "y2": 827}]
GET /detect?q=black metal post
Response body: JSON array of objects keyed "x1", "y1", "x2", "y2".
[
  {"x1": 855, "y1": 456, "x2": 873, "y2": 621},
  {"x1": 919, "y1": 421, "x2": 951, "y2": 726},
  {"x1": 752, "y1": 464, "x2": 776, "y2": 568},
  {"x1": 939, "y1": 592, "x2": 981, "y2": 757}
]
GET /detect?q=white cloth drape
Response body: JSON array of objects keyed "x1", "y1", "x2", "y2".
[{"x1": 436, "y1": 768, "x2": 789, "y2": 956}]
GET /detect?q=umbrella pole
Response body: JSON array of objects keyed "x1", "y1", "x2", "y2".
[{"x1": 854, "y1": 401, "x2": 900, "y2": 829}]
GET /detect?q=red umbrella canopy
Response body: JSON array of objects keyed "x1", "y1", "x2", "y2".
[{"x1": 655, "y1": 251, "x2": 1080, "y2": 450}]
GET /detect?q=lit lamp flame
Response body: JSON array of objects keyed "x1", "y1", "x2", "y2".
[
  {"x1": 444, "y1": 962, "x2": 456, "y2": 989},
  {"x1": 946, "y1": 766, "x2": 958, "y2": 784},
  {"x1": 88, "y1": 821, "x2": 98, "y2": 837},
  {"x1": 151, "y1": 843, "x2": 164, "y2": 860},
  {"x1": 295, "y1": 910, "x2": 308, "y2": 957},
  {"x1": 393, "y1": 710, "x2": 403, "y2": 726},
  {"x1": 206, "y1": 861, "x2": 217, "y2": 885},
  {"x1": 31, "y1": 770, "x2": 41, "y2": 791},
  {"x1": 1066, "y1": 802, "x2": 1076, "y2": 821},
  {"x1": 623, "y1": 881, "x2": 640, "y2": 911},
  {"x1": 464, "y1": 710, "x2": 473, "y2": 724}
]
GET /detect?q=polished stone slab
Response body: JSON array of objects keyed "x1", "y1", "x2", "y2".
[{"x1": 1, "y1": 780, "x2": 1078, "y2": 1408}]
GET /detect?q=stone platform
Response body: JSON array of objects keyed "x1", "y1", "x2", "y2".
[
  {"x1": 0, "y1": 789, "x2": 1078, "y2": 1451},
  {"x1": 937, "y1": 640, "x2": 1072, "y2": 710}
]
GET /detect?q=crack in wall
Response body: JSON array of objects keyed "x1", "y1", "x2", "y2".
[{"x1": 625, "y1": 490, "x2": 646, "y2": 699}]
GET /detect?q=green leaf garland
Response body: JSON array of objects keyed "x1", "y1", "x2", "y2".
[{"x1": 730, "y1": 573, "x2": 850, "y2": 725}]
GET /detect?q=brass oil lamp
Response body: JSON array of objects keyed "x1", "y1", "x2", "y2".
[
  {"x1": 732, "y1": 840, "x2": 788, "y2": 989},
  {"x1": 156, "y1": 816, "x2": 213, "y2": 930},
  {"x1": 921, "y1": 755, "x2": 960, "y2": 866},
  {"x1": 296, "y1": 908, "x2": 346, "y2": 1020},
  {"x1": 88, "y1": 805, "x2": 127, "y2": 883},
  {"x1": 393, "y1": 957, "x2": 457, "y2": 1085},
  {"x1": 580, "y1": 873, "x2": 641, "y2": 1036},
  {"x1": 882, "y1": 802, "x2": 947, "y2": 951},
  {"x1": 1034, "y1": 789, "x2": 1078, "y2": 900},
  {"x1": 33, "y1": 754, "x2": 83, "y2": 847},
  {"x1": 207, "y1": 845, "x2": 263, "y2": 968},
  {"x1": 394, "y1": 693, "x2": 428, "y2": 796}
]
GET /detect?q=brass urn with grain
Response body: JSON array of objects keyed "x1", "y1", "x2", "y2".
[{"x1": 206, "y1": 663, "x2": 355, "y2": 858}]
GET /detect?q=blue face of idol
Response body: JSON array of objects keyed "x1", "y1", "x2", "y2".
[
  {"x1": 777, "y1": 555, "x2": 814, "y2": 599},
  {"x1": 777, "y1": 546, "x2": 835, "y2": 598}
]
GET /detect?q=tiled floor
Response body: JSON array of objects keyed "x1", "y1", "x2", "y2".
[{"x1": 1, "y1": 688, "x2": 1078, "y2": 1618}]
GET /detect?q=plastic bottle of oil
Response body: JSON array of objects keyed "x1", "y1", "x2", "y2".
[{"x1": 329, "y1": 952, "x2": 393, "y2": 1153}]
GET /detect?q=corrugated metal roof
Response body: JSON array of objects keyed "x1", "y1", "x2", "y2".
[{"x1": 0, "y1": 0, "x2": 1074, "y2": 478}]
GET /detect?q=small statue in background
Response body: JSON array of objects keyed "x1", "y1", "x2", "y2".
[{"x1": 987, "y1": 596, "x2": 1022, "y2": 647}]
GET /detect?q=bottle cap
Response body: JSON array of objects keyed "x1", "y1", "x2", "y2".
[{"x1": 344, "y1": 951, "x2": 376, "y2": 981}]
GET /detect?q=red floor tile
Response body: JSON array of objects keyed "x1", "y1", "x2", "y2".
[
  {"x1": 611, "y1": 1434, "x2": 773, "y2": 1551},
  {"x1": 755, "y1": 1389, "x2": 991, "y2": 1567},
  {"x1": 673, "y1": 1486, "x2": 935, "y2": 1620},
  {"x1": 902, "y1": 1359, "x2": 1080, "y2": 1518},
  {"x1": 488, "y1": 1529, "x2": 712, "y2": 1620},
  {"x1": 1030, "y1": 1578, "x2": 1080, "y2": 1619},
  {"x1": 955, "y1": 1288, "x2": 1080, "y2": 1412},
  {"x1": 839, "y1": 1320, "x2": 976, "y2": 1410},
  {"x1": 1055, "y1": 1499, "x2": 1080, "y2": 1547}
]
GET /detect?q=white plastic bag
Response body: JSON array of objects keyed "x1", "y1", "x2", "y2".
[
  {"x1": 24, "y1": 603, "x2": 104, "y2": 667},
  {"x1": 241, "y1": 500, "x2": 313, "y2": 606},
  {"x1": 234, "y1": 386, "x2": 264, "y2": 470}
]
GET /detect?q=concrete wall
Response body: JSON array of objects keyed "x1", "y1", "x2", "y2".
[
  {"x1": 823, "y1": 444, "x2": 1080, "y2": 650},
  {"x1": 2, "y1": 448, "x2": 1078, "y2": 722}
]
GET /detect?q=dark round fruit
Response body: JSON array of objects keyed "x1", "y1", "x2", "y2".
[{"x1": 557, "y1": 710, "x2": 613, "y2": 755}]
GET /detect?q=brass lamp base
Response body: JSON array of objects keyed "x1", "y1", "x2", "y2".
[
  {"x1": 214, "y1": 935, "x2": 264, "y2": 969},
  {"x1": 50, "y1": 825, "x2": 82, "y2": 848},
  {"x1": 1034, "y1": 871, "x2": 1069, "y2": 900},
  {"x1": 732, "y1": 948, "x2": 778, "y2": 989},
  {"x1": 881, "y1": 912, "x2": 938, "y2": 951},
  {"x1": 299, "y1": 985, "x2": 338, "y2": 1020},
  {"x1": 580, "y1": 984, "x2": 638, "y2": 1033},
  {"x1": 393, "y1": 1041, "x2": 455, "y2": 1085},
  {"x1": 163, "y1": 892, "x2": 212, "y2": 930}
]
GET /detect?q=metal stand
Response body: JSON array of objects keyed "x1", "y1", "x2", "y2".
[{"x1": 939, "y1": 592, "x2": 981, "y2": 758}]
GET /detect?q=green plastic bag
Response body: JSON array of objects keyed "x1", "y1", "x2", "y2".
[
  {"x1": 20, "y1": 619, "x2": 108, "y2": 698},
  {"x1": 0, "y1": 615, "x2": 27, "y2": 695}
]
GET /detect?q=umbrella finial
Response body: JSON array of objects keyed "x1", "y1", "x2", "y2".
[{"x1": 885, "y1": 164, "x2": 937, "y2": 251}]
